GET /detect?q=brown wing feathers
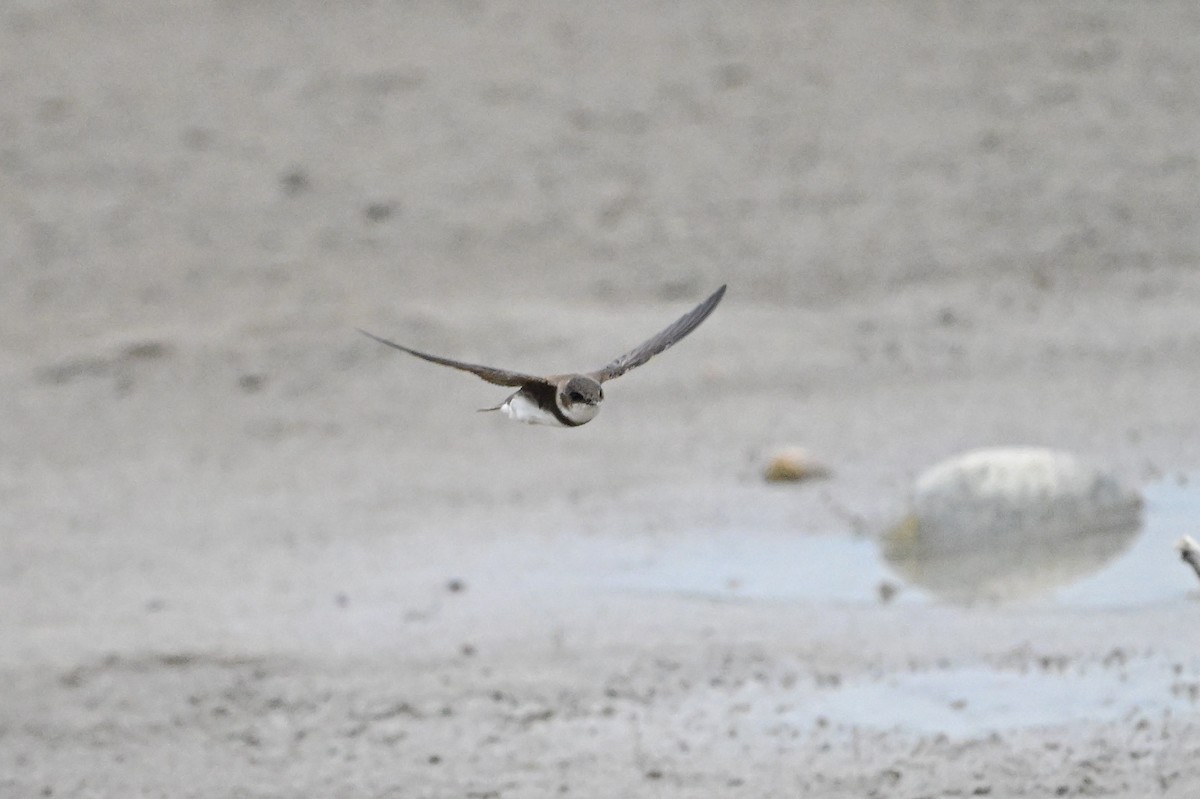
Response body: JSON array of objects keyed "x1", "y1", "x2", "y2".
[
  {"x1": 355, "y1": 329, "x2": 547, "y2": 387},
  {"x1": 359, "y1": 284, "x2": 725, "y2": 388}
]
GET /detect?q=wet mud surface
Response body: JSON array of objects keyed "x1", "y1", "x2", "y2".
[{"x1": 5, "y1": 2, "x2": 1200, "y2": 796}]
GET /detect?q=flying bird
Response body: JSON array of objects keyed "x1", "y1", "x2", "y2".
[{"x1": 359, "y1": 284, "x2": 726, "y2": 427}]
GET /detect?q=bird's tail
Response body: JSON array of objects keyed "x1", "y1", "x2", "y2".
[{"x1": 479, "y1": 390, "x2": 517, "y2": 413}]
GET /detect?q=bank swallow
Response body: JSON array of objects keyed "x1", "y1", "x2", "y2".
[{"x1": 359, "y1": 284, "x2": 725, "y2": 427}]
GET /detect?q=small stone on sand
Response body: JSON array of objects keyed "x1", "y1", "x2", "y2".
[{"x1": 762, "y1": 447, "x2": 831, "y2": 483}]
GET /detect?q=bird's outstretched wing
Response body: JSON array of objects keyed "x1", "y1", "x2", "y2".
[
  {"x1": 357, "y1": 329, "x2": 549, "y2": 387},
  {"x1": 588, "y1": 284, "x2": 726, "y2": 383}
]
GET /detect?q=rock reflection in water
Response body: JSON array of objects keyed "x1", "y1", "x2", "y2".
[{"x1": 884, "y1": 448, "x2": 1143, "y2": 602}]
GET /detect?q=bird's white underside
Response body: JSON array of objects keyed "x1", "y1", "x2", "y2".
[{"x1": 501, "y1": 392, "x2": 561, "y2": 426}]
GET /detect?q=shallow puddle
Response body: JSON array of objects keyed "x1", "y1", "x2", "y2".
[
  {"x1": 603, "y1": 531, "x2": 891, "y2": 604},
  {"x1": 586, "y1": 478, "x2": 1200, "y2": 738},
  {"x1": 776, "y1": 659, "x2": 1198, "y2": 737},
  {"x1": 604, "y1": 476, "x2": 1200, "y2": 608}
]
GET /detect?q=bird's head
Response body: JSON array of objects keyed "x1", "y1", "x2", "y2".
[{"x1": 556, "y1": 375, "x2": 604, "y2": 424}]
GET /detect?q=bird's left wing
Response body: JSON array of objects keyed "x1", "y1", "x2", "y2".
[{"x1": 588, "y1": 284, "x2": 726, "y2": 383}]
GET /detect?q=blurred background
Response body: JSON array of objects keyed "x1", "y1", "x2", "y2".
[
  {"x1": 6, "y1": 3, "x2": 1197, "y2": 330},
  {"x1": 3, "y1": 2, "x2": 1200, "y2": 796}
]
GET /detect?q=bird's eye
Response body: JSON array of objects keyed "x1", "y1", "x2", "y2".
[{"x1": 568, "y1": 391, "x2": 584, "y2": 402}]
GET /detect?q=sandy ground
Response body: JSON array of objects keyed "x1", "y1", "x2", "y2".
[{"x1": 4, "y1": 2, "x2": 1200, "y2": 796}]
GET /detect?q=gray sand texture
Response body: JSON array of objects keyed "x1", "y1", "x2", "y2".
[{"x1": 4, "y1": 2, "x2": 1200, "y2": 797}]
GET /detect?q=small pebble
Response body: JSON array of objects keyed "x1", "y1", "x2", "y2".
[{"x1": 762, "y1": 447, "x2": 831, "y2": 483}]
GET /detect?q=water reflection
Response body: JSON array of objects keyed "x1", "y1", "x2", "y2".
[
  {"x1": 884, "y1": 514, "x2": 1142, "y2": 602},
  {"x1": 883, "y1": 448, "x2": 1144, "y2": 602}
]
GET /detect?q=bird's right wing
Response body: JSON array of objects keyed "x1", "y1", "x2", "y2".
[{"x1": 358, "y1": 329, "x2": 549, "y2": 387}]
